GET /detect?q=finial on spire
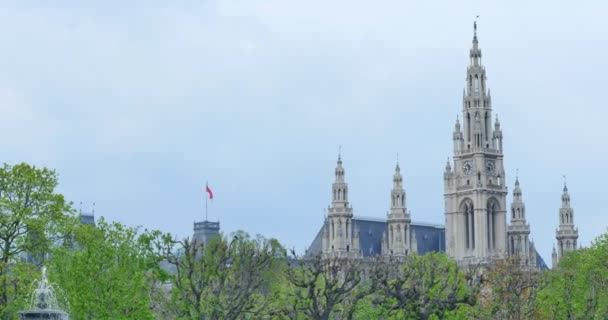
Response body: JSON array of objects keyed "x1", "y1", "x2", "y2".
[
  {"x1": 79, "y1": 201, "x2": 83, "y2": 214},
  {"x1": 515, "y1": 168, "x2": 519, "y2": 184},
  {"x1": 562, "y1": 174, "x2": 568, "y2": 191},
  {"x1": 338, "y1": 145, "x2": 342, "y2": 161},
  {"x1": 92, "y1": 202, "x2": 95, "y2": 214}
]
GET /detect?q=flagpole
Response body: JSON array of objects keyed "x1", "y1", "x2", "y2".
[{"x1": 205, "y1": 181, "x2": 208, "y2": 222}]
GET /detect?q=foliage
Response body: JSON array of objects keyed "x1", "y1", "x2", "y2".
[
  {"x1": 0, "y1": 163, "x2": 75, "y2": 315},
  {"x1": 375, "y1": 253, "x2": 476, "y2": 320},
  {"x1": 164, "y1": 231, "x2": 285, "y2": 320},
  {"x1": 48, "y1": 219, "x2": 167, "y2": 319},
  {"x1": 478, "y1": 257, "x2": 541, "y2": 320},
  {"x1": 537, "y1": 232, "x2": 608, "y2": 320},
  {"x1": 284, "y1": 252, "x2": 372, "y2": 320}
]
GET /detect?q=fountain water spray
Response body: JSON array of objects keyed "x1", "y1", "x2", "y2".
[{"x1": 17, "y1": 267, "x2": 68, "y2": 320}]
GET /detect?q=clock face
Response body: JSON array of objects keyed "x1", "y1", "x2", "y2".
[
  {"x1": 485, "y1": 160, "x2": 496, "y2": 175},
  {"x1": 462, "y1": 161, "x2": 473, "y2": 176}
]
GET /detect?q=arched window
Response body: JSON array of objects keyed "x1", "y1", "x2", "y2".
[{"x1": 397, "y1": 225, "x2": 402, "y2": 242}]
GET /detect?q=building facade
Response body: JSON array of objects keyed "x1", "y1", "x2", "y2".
[{"x1": 307, "y1": 22, "x2": 572, "y2": 270}]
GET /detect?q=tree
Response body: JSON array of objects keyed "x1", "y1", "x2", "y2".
[
  {"x1": 165, "y1": 231, "x2": 285, "y2": 319},
  {"x1": 0, "y1": 163, "x2": 74, "y2": 316},
  {"x1": 284, "y1": 252, "x2": 374, "y2": 320},
  {"x1": 375, "y1": 253, "x2": 476, "y2": 320},
  {"x1": 480, "y1": 257, "x2": 541, "y2": 320},
  {"x1": 537, "y1": 231, "x2": 608, "y2": 319},
  {"x1": 48, "y1": 219, "x2": 168, "y2": 319}
]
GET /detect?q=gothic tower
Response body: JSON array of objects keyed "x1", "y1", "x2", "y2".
[
  {"x1": 444, "y1": 22, "x2": 508, "y2": 264},
  {"x1": 553, "y1": 182, "x2": 578, "y2": 268},
  {"x1": 382, "y1": 162, "x2": 416, "y2": 257},
  {"x1": 506, "y1": 176, "x2": 535, "y2": 267},
  {"x1": 322, "y1": 154, "x2": 360, "y2": 258}
]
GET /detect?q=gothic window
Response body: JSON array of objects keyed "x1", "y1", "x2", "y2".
[
  {"x1": 397, "y1": 225, "x2": 402, "y2": 242},
  {"x1": 466, "y1": 113, "x2": 471, "y2": 142},
  {"x1": 463, "y1": 200, "x2": 475, "y2": 250},
  {"x1": 485, "y1": 112, "x2": 490, "y2": 139},
  {"x1": 474, "y1": 75, "x2": 480, "y2": 93},
  {"x1": 390, "y1": 225, "x2": 394, "y2": 244},
  {"x1": 338, "y1": 220, "x2": 342, "y2": 238},
  {"x1": 346, "y1": 221, "x2": 349, "y2": 239},
  {"x1": 347, "y1": 245, "x2": 350, "y2": 252}
]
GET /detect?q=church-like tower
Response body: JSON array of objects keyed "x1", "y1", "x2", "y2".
[
  {"x1": 444, "y1": 22, "x2": 508, "y2": 264},
  {"x1": 507, "y1": 176, "x2": 536, "y2": 267},
  {"x1": 322, "y1": 154, "x2": 360, "y2": 258},
  {"x1": 382, "y1": 162, "x2": 416, "y2": 257},
  {"x1": 553, "y1": 182, "x2": 578, "y2": 268}
]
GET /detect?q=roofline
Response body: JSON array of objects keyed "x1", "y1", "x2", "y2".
[{"x1": 353, "y1": 215, "x2": 444, "y2": 229}]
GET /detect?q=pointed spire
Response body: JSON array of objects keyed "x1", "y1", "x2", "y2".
[
  {"x1": 445, "y1": 157, "x2": 451, "y2": 172},
  {"x1": 335, "y1": 148, "x2": 345, "y2": 182},
  {"x1": 473, "y1": 20, "x2": 478, "y2": 46},
  {"x1": 561, "y1": 175, "x2": 570, "y2": 205},
  {"x1": 513, "y1": 171, "x2": 522, "y2": 199},
  {"x1": 469, "y1": 19, "x2": 482, "y2": 62}
]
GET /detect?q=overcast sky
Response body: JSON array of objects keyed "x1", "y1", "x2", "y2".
[{"x1": 1, "y1": 1, "x2": 607, "y2": 264}]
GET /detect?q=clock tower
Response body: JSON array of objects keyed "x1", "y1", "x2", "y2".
[{"x1": 444, "y1": 22, "x2": 508, "y2": 264}]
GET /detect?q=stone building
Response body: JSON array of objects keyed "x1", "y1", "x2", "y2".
[
  {"x1": 306, "y1": 22, "x2": 575, "y2": 270},
  {"x1": 552, "y1": 183, "x2": 579, "y2": 268}
]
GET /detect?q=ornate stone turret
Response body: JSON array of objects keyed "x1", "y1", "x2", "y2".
[
  {"x1": 554, "y1": 180, "x2": 578, "y2": 267},
  {"x1": 444, "y1": 21, "x2": 508, "y2": 264},
  {"x1": 383, "y1": 162, "x2": 414, "y2": 257},
  {"x1": 507, "y1": 175, "x2": 535, "y2": 267},
  {"x1": 323, "y1": 152, "x2": 360, "y2": 259}
]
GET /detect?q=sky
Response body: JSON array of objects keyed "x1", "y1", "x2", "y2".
[{"x1": 0, "y1": 1, "x2": 607, "y2": 265}]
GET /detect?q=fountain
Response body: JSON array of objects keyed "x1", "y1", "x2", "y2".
[{"x1": 17, "y1": 267, "x2": 68, "y2": 320}]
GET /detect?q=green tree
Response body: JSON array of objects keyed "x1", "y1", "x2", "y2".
[
  {"x1": 0, "y1": 163, "x2": 74, "y2": 316},
  {"x1": 284, "y1": 252, "x2": 373, "y2": 320},
  {"x1": 376, "y1": 253, "x2": 476, "y2": 320},
  {"x1": 478, "y1": 257, "x2": 541, "y2": 320},
  {"x1": 165, "y1": 232, "x2": 285, "y2": 319},
  {"x1": 537, "y1": 232, "x2": 608, "y2": 319},
  {"x1": 48, "y1": 219, "x2": 168, "y2": 319}
]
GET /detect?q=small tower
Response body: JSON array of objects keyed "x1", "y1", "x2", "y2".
[
  {"x1": 383, "y1": 162, "x2": 413, "y2": 257},
  {"x1": 323, "y1": 153, "x2": 360, "y2": 259},
  {"x1": 193, "y1": 220, "x2": 220, "y2": 244},
  {"x1": 551, "y1": 245, "x2": 558, "y2": 268},
  {"x1": 507, "y1": 176, "x2": 534, "y2": 267},
  {"x1": 554, "y1": 180, "x2": 579, "y2": 266}
]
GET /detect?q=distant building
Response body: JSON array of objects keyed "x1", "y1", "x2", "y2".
[
  {"x1": 307, "y1": 22, "x2": 564, "y2": 270},
  {"x1": 193, "y1": 220, "x2": 220, "y2": 244}
]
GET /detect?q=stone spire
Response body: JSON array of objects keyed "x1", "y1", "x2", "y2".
[
  {"x1": 444, "y1": 21, "x2": 508, "y2": 265},
  {"x1": 384, "y1": 161, "x2": 413, "y2": 258},
  {"x1": 324, "y1": 152, "x2": 360, "y2": 259},
  {"x1": 507, "y1": 175, "x2": 534, "y2": 267},
  {"x1": 554, "y1": 178, "x2": 578, "y2": 267}
]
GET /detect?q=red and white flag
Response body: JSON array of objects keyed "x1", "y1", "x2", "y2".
[{"x1": 206, "y1": 184, "x2": 214, "y2": 200}]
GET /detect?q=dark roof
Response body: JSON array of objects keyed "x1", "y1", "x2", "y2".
[
  {"x1": 80, "y1": 214, "x2": 96, "y2": 226},
  {"x1": 307, "y1": 217, "x2": 546, "y2": 270},
  {"x1": 536, "y1": 250, "x2": 549, "y2": 270},
  {"x1": 307, "y1": 216, "x2": 446, "y2": 257}
]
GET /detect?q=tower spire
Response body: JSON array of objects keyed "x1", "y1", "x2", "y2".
[{"x1": 555, "y1": 179, "x2": 578, "y2": 266}]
